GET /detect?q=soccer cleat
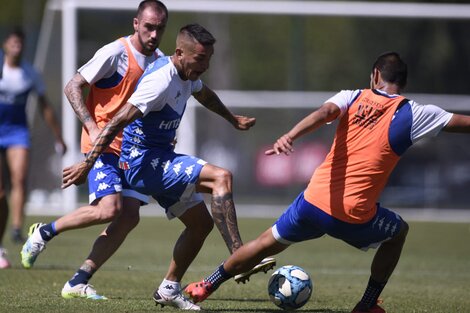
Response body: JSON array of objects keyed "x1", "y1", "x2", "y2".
[
  {"x1": 153, "y1": 289, "x2": 201, "y2": 310},
  {"x1": 0, "y1": 248, "x2": 11, "y2": 269},
  {"x1": 351, "y1": 303, "x2": 386, "y2": 313},
  {"x1": 234, "y1": 257, "x2": 277, "y2": 284},
  {"x1": 20, "y1": 223, "x2": 47, "y2": 269},
  {"x1": 61, "y1": 282, "x2": 108, "y2": 300},
  {"x1": 184, "y1": 280, "x2": 213, "y2": 303}
]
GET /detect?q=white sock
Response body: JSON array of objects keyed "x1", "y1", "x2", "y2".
[{"x1": 158, "y1": 279, "x2": 181, "y2": 296}]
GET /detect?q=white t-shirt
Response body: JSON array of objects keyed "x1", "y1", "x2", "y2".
[{"x1": 78, "y1": 36, "x2": 163, "y2": 85}]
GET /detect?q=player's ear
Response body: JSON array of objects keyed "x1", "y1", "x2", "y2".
[
  {"x1": 371, "y1": 68, "x2": 381, "y2": 87},
  {"x1": 175, "y1": 47, "x2": 183, "y2": 58},
  {"x1": 133, "y1": 18, "x2": 139, "y2": 32}
]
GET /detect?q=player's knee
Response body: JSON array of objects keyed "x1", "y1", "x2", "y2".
[
  {"x1": 96, "y1": 199, "x2": 123, "y2": 222},
  {"x1": 399, "y1": 220, "x2": 409, "y2": 240},
  {"x1": 212, "y1": 168, "x2": 233, "y2": 191},
  {"x1": 189, "y1": 214, "x2": 214, "y2": 238},
  {"x1": 119, "y1": 208, "x2": 140, "y2": 231}
]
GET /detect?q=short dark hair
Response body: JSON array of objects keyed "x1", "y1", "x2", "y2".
[
  {"x1": 136, "y1": 0, "x2": 168, "y2": 19},
  {"x1": 372, "y1": 52, "x2": 407, "y2": 88},
  {"x1": 4, "y1": 27, "x2": 25, "y2": 43},
  {"x1": 179, "y1": 23, "x2": 216, "y2": 46}
]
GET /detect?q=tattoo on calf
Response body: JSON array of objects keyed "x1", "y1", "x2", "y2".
[{"x1": 211, "y1": 193, "x2": 243, "y2": 253}]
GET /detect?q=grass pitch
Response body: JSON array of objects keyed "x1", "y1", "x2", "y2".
[{"x1": 1, "y1": 216, "x2": 469, "y2": 313}]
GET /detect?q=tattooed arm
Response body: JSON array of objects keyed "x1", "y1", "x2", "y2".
[
  {"x1": 64, "y1": 73, "x2": 100, "y2": 140},
  {"x1": 62, "y1": 102, "x2": 143, "y2": 188},
  {"x1": 193, "y1": 84, "x2": 256, "y2": 131}
]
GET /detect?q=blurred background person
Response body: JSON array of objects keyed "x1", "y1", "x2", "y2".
[{"x1": 0, "y1": 28, "x2": 66, "y2": 267}]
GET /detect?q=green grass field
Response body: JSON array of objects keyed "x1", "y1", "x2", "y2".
[{"x1": 1, "y1": 216, "x2": 469, "y2": 313}]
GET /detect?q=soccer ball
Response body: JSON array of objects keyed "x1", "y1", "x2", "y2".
[{"x1": 267, "y1": 265, "x2": 313, "y2": 310}]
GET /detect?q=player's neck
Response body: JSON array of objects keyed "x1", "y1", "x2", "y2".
[
  {"x1": 4, "y1": 55, "x2": 21, "y2": 67},
  {"x1": 129, "y1": 34, "x2": 153, "y2": 57},
  {"x1": 374, "y1": 81, "x2": 400, "y2": 95}
]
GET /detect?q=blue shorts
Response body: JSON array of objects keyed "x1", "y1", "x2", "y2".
[
  {"x1": 123, "y1": 151, "x2": 206, "y2": 219},
  {"x1": 272, "y1": 192, "x2": 403, "y2": 251},
  {"x1": 0, "y1": 127, "x2": 30, "y2": 149},
  {"x1": 88, "y1": 153, "x2": 148, "y2": 205}
]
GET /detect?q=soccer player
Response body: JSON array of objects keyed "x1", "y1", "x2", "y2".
[
  {"x1": 21, "y1": 0, "x2": 167, "y2": 298},
  {"x1": 0, "y1": 29, "x2": 66, "y2": 268},
  {"x1": 61, "y1": 23, "x2": 275, "y2": 310},
  {"x1": 184, "y1": 52, "x2": 470, "y2": 313}
]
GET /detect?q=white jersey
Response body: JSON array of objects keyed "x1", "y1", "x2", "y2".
[
  {"x1": 78, "y1": 36, "x2": 163, "y2": 86},
  {"x1": 0, "y1": 61, "x2": 45, "y2": 130},
  {"x1": 327, "y1": 89, "x2": 453, "y2": 153},
  {"x1": 121, "y1": 56, "x2": 203, "y2": 166}
]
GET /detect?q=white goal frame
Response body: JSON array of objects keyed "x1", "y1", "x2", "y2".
[{"x1": 36, "y1": 0, "x2": 470, "y2": 212}]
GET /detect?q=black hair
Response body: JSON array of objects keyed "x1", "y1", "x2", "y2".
[
  {"x1": 4, "y1": 27, "x2": 25, "y2": 43},
  {"x1": 136, "y1": 0, "x2": 168, "y2": 19},
  {"x1": 372, "y1": 52, "x2": 407, "y2": 88},
  {"x1": 179, "y1": 23, "x2": 216, "y2": 46}
]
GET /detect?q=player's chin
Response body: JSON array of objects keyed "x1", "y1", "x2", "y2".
[
  {"x1": 146, "y1": 42, "x2": 158, "y2": 51},
  {"x1": 189, "y1": 74, "x2": 202, "y2": 81}
]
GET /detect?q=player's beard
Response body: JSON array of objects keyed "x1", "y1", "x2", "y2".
[{"x1": 140, "y1": 36, "x2": 158, "y2": 55}]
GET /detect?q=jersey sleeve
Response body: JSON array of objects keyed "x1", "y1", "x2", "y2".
[
  {"x1": 325, "y1": 89, "x2": 361, "y2": 117},
  {"x1": 78, "y1": 40, "x2": 124, "y2": 85},
  {"x1": 191, "y1": 79, "x2": 203, "y2": 93},
  {"x1": 409, "y1": 101, "x2": 453, "y2": 143},
  {"x1": 127, "y1": 71, "x2": 168, "y2": 116}
]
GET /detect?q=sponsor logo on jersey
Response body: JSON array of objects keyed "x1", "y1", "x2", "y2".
[{"x1": 158, "y1": 118, "x2": 181, "y2": 130}]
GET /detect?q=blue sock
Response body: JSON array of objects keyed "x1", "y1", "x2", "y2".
[
  {"x1": 205, "y1": 263, "x2": 233, "y2": 291},
  {"x1": 39, "y1": 222, "x2": 57, "y2": 241},
  {"x1": 68, "y1": 269, "x2": 92, "y2": 287}
]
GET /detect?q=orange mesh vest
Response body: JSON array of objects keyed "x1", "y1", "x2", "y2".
[
  {"x1": 304, "y1": 89, "x2": 407, "y2": 223},
  {"x1": 81, "y1": 38, "x2": 145, "y2": 155}
]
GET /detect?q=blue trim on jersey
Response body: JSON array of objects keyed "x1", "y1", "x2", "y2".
[
  {"x1": 136, "y1": 56, "x2": 171, "y2": 88},
  {"x1": 348, "y1": 89, "x2": 362, "y2": 108},
  {"x1": 389, "y1": 101, "x2": 413, "y2": 156},
  {"x1": 95, "y1": 71, "x2": 123, "y2": 89},
  {"x1": 372, "y1": 89, "x2": 399, "y2": 98}
]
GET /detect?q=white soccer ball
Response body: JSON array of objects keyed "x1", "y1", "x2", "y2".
[{"x1": 267, "y1": 265, "x2": 313, "y2": 310}]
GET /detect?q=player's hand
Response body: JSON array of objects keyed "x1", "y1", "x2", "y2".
[
  {"x1": 233, "y1": 115, "x2": 256, "y2": 130},
  {"x1": 265, "y1": 134, "x2": 294, "y2": 156},
  {"x1": 55, "y1": 139, "x2": 67, "y2": 156},
  {"x1": 62, "y1": 161, "x2": 91, "y2": 188}
]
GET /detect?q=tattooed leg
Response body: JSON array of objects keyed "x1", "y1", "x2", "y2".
[{"x1": 211, "y1": 193, "x2": 243, "y2": 254}]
